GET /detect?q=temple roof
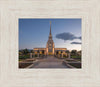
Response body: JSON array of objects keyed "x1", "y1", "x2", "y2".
[
  {"x1": 34, "y1": 48, "x2": 46, "y2": 50},
  {"x1": 55, "y1": 48, "x2": 67, "y2": 50}
]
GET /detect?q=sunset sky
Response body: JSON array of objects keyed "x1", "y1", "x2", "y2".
[{"x1": 19, "y1": 19, "x2": 81, "y2": 51}]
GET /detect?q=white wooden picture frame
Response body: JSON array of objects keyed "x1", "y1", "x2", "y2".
[{"x1": 0, "y1": 0, "x2": 100, "y2": 87}]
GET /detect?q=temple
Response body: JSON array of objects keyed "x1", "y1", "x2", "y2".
[{"x1": 33, "y1": 21, "x2": 67, "y2": 56}]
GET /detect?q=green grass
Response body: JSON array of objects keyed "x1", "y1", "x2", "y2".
[
  {"x1": 68, "y1": 63, "x2": 81, "y2": 68},
  {"x1": 71, "y1": 55, "x2": 81, "y2": 58},
  {"x1": 19, "y1": 55, "x2": 30, "y2": 59}
]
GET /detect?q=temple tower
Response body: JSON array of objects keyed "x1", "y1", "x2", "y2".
[{"x1": 46, "y1": 21, "x2": 55, "y2": 55}]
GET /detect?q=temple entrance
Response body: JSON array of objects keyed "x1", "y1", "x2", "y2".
[{"x1": 48, "y1": 52, "x2": 52, "y2": 55}]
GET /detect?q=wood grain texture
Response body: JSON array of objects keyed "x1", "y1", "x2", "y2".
[{"x1": 0, "y1": 0, "x2": 100, "y2": 87}]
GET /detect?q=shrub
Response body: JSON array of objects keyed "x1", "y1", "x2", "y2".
[
  {"x1": 71, "y1": 55, "x2": 81, "y2": 58},
  {"x1": 35, "y1": 54, "x2": 37, "y2": 57},
  {"x1": 68, "y1": 63, "x2": 81, "y2": 68},
  {"x1": 19, "y1": 55, "x2": 30, "y2": 59},
  {"x1": 63, "y1": 55, "x2": 67, "y2": 58}
]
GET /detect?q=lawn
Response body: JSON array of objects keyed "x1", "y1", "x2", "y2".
[
  {"x1": 19, "y1": 55, "x2": 30, "y2": 59},
  {"x1": 71, "y1": 55, "x2": 81, "y2": 58},
  {"x1": 68, "y1": 62, "x2": 81, "y2": 68}
]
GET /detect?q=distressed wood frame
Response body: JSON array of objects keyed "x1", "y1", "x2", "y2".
[{"x1": 0, "y1": 0, "x2": 100, "y2": 87}]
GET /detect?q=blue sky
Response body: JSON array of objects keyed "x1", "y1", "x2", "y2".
[{"x1": 19, "y1": 19, "x2": 81, "y2": 51}]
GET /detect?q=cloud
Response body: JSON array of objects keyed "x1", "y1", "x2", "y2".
[
  {"x1": 71, "y1": 42, "x2": 81, "y2": 44},
  {"x1": 55, "y1": 32, "x2": 81, "y2": 41},
  {"x1": 78, "y1": 36, "x2": 81, "y2": 40}
]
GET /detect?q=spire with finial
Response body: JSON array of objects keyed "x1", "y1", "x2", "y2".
[
  {"x1": 48, "y1": 21, "x2": 52, "y2": 40},
  {"x1": 50, "y1": 21, "x2": 51, "y2": 35}
]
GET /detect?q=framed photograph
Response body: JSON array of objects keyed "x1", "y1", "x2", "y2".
[
  {"x1": 19, "y1": 19, "x2": 82, "y2": 69},
  {"x1": 0, "y1": 0, "x2": 100, "y2": 87}
]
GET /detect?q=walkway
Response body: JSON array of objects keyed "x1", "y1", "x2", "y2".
[{"x1": 30, "y1": 56, "x2": 69, "y2": 68}]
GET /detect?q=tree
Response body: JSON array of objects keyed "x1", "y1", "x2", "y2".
[
  {"x1": 42, "y1": 50, "x2": 44, "y2": 55},
  {"x1": 30, "y1": 50, "x2": 33, "y2": 53},
  {"x1": 56, "y1": 51, "x2": 58, "y2": 55},
  {"x1": 22, "y1": 48, "x2": 29, "y2": 55},
  {"x1": 66, "y1": 50, "x2": 70, "y2": 53},
  {"x1": 19, "y1": 52, "x2": 22, "y2": 55},
  {"x1": 71, "y1": 50, "x2": 77, "y2": 56},
  {"x1": 56, "y1": 51, "x2": 59, "y2": 57},
  {"x1": 65, "y1": 50, "x2": 70, "y2": 58},
  {"x1": 37, "y1": 50, "x2": 40, "y2": 57},
  {"x1": 61, "y1": 51, "x2": 63, "y2": 58},
  {"x1": 37, "y1": 50, "x2": 39, "y2": 53},
  {"x1": 77, "y1": 50, "x2": 81, "y2": 56}
]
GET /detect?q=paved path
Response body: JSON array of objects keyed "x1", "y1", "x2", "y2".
[{"x1": 30, "y1": 56, "x2": 69, "y2": 68}]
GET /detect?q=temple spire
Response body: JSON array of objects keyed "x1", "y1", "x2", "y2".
[{"x1": 50, "y1": 21, "x2": 51, "y2": 35}]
